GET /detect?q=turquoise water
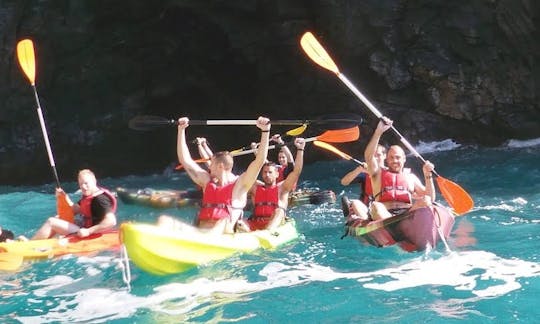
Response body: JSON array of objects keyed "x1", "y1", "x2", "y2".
[{"x1": 1, "y1": 143, "x2": 539, "y2": 323}]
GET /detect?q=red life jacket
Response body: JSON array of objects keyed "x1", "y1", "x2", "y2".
[
  {"x1": 248, "y1": 184, "x2": 280, "y2": 230},
  {"x1": 78, "y1": 188, "x2": 117, "y2": 228},
  {"x1": 376, "y1": 169, "x2": 412, "y2": 204},
  {"x1": 276, "y1": 165, "x2": 286, "y2": 183},
  {"x1": 361, "y1": 173, "x2": 373, "y2": 204},
  {"x1": 198, "y1": 181, "x2": 236, "y2": 223},
  {"x1": 253, "y1": 185, "x2": 279, "y2": 217}
]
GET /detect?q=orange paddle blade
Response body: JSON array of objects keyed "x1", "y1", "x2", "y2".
[
  {"x1": 0, "y1": 252, "x2": 24, "y2": 271},
  {"x1": 16, "y1": 39, "x2": 36, "y2": 85},
  {"x1": 316, "y1": 126, "x2": 359, "y2": 143},
  {"x1": 57, "y1": 192, "x2": 74, "y2": 223},
  {"x1": 436, "y1": 176, "x2": 474, "y2": 215}
]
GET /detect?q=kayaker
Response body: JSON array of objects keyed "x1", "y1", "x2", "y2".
[
  {"x1": 340, "y1": 144, "x2": 386, "y2": 204},
  {"x1": 271, "y1": 134, "x2": 295, "y2": 183},
  {"x1": 249, "y1": 133, "x2": 294, "y2": 182},
  {"x1": 158, "y1": 116, "x2": 271, "y2": 234},
  {"x1": 0, "y1": 227, "x2": 27, "y2": 242},
  {"x1": 31, "y1": 169, "x2": 117, "y2": 239},
  {"x1": 340, "y1": 144, "x2": 387, "y2": 224},
  {"x1": 364, "y1": 117, "x2": 435, "y2": 220},
  {"x1": 0, "y1": 227, "x2": 15, "y2": 242},
  {"x1": 246, "y1": 137, "x2": 306, "y2": 231}
]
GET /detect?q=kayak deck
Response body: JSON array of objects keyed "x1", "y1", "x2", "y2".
[{"x1": 121, "y1": 220, "x2": 298, "y2": 276}]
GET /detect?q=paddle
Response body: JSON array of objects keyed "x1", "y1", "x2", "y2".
[
  {"x1": 0, "y1": 252, "x2": 23, "y2": 271},
  {"x1": 233, "y1": 126, "x2": 360, "y2": 156},
  {"x1": 128, "y1": 115, "x2": 362, "y2": 131},
  {"x1": 175, "y1": 124, "x2": 351, "y2": 169},
  {"x1": 174, "y1": 158, "x2": 209, "y2": 170},
  {"x1": 229, "y1": 124, "x2": 315, "y2": 154},
  {"x1": 313, "y1": 141, "x2": 366, "y2": 167},
  {"x1": 175, "y1": 126, "x2": 360, "y2": 170},
  {"x1": 300, "y1": 32, "x2": 473, "y2": 215},
  {"x1": 16, "y1": 39, "x2": 74, "y2": 222}
]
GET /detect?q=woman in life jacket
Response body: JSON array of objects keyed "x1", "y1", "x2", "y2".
[
  {"x1": 31, "y1": 169, "x2": 117, "y2": 240},
  {"x1": 272, "y1": 135, "x2": 295, "y2": 184}
]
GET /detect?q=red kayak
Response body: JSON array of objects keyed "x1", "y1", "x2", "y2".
[{"x1": 344, "y1": 203, "x2": 455, "y2": 252}]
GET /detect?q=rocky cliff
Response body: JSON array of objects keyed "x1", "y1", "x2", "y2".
[{"x1": 1, "y1": 0, "x2": 538, "y2": 185}]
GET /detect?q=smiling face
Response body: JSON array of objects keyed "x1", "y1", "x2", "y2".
[
  {"x1": 385, "y1": 145, "x2": 406, "y2": 173},
  {"x1": 277, "y1": 151, "x2": 288, "y2": 166}
]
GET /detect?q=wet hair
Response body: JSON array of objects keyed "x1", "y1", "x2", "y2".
[
  {"x1": 0, "y1": 229, "x2": 15, "y2": 242},
  {"x1": 212, "y1": 151, "x2": 234, "y2": 169}
]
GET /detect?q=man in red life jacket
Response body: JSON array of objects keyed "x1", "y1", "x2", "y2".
[
  {"x1": 362, "y1": 117, "x2": 436, "y2": 221},
  {"x1": 246, "y1": 138, "x2": 306, "y2": 231},
  {"x1": 158, "y1": 116, "x2": 271, "y2": 234},
  {"x1": 31, "y1": 169, "x2": 117, "y2": 239}
]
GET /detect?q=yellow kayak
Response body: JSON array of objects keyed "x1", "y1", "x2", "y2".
[
  {"x1": 120, "y1": 220, "x2": 298, "y2": 276},
  {"x1": 0, "y1": 231, "x2": 120, "y2": 260}
]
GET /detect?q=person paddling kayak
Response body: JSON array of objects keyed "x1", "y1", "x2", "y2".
[
  {"x1": 31, "y1": 169, "x2": 117, "y2": 240},
  {"x1": 364, "y1": 117, "x2": 436, "y2": 220},
  {"x1": 0, "y1": 227, "x2": 15, "y2": 242}
]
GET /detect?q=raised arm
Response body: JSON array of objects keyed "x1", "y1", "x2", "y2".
[
  {"x1": 418, "y1": 161, "x2": 436, "y2": 202},
  {"x1": 365, "y1": 117, "x2": 392, "y2": 177},
  {"x1": 272, "y1": 134, "x2": 294, "y2": 166},
  {"x1": 281, "y1": 138, "x2": 306, "y2": 192},
  {"x1": 177, "y1": 117, "x2": 211, "y2": 187},
  {"x1": 236, "y1": 117, "x2": 271, "y2": 191},
  {"x1": 196, "y1": 137, "x2": 213, "y2": 168},
  {"x1": 340, "y1": 163, "x2": 367, "y2": 186}
]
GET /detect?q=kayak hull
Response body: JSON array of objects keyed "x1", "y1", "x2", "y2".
[
  {"x1": 120, "y1": 220, "x2": 298, "y2": 276},
  {"x1": 346, "y1": 204, "x2": 455, "y2": 252},
  {"x1": 0, "y1": 231, "x2": 120, "y2": 260}
]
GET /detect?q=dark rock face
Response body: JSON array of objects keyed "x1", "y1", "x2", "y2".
[{"x1": 0, "y1": 0, "x2": 538, "y2": 185}]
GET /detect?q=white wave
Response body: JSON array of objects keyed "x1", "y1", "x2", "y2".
[
  {"x1": 16, "y1": 250, "x2": 539, "y2": 323},
  {"x1": 505, "y1": 137, "x2": 540, "y2": 148},
  {"x1": 413, "y1": 139, "x2": 462, "y2": 154}
]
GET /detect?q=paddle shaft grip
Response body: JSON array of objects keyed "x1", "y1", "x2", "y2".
[
  {"x1": 233, "y1": 137, "x2": 316, "y2": 157},
  {"x1": 188, "y1": 119, "x2": 360, "y2": 126}
]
